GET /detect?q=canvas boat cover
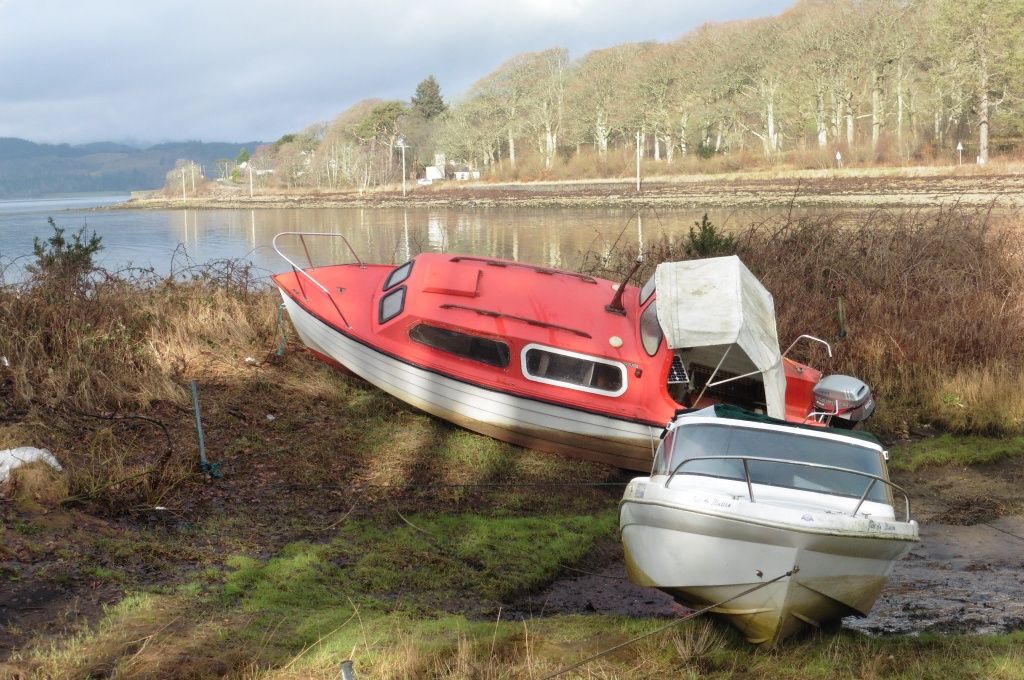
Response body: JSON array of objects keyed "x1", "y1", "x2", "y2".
[{"x1": 655, "y1": 256, "x2": 786, "y2": 419}]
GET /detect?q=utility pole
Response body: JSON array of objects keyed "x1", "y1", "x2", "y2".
[
  {"x1": 181, "y1": 168, "x2": 187, "y2": 201},
  {"x1": 248, "y1": 165, "x2": 254, "y2": 199},
  {"x1": 396, "y1": 137, "x2": 408, "y2": 197},
  {"x1": 190, "y1": 163, "x2": 196, "y2": 192},
  {"x1": 635, "y1": 130, "x2": 641, "y2": 192}
]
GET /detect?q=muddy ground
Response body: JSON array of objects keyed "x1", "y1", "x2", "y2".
[
  {"x1": 519, "y1": 516, "x2": 1024, "y2": 637},
  {"x1": 5, "y1": 452, "x2": 1024, "y2": 658},
  {"x1": 120, "y1": 171, "x2": 1024, "y2": 211}
]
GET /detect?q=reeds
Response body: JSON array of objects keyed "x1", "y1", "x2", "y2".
[{"x1": 585, "y1": 206, "x2": 1024, "y2": 436}]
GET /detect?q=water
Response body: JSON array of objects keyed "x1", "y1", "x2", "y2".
[{"x1": 0, "y1": 194, "x2": 809, "y2": 283}]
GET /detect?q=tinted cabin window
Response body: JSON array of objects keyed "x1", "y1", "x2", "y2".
[
  {"x1": 379, "y1": 286, "x2": 406, "y2": 323},
  {"x1": 384, "y1": 260, "x2": 413, "y2": 290},
  {"x1": 523, "y1": 346, "x2": 626, "y2": 396},
  {"x1": 410, "y1": 324, "x2": 511, "y2": 368},
  {"x1": 640, "y1": 300, "x2": 663, "y2": 356},
  {"x1": 668, "y1": 423, "x2": 889, "y2": 502}
]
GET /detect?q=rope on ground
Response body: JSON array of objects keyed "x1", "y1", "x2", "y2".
[{"x1": 538, "y1": 567, "x2": 799, "y2": 680}]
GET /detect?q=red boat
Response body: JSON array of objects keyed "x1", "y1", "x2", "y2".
[{"x1": 272, "y1": 232, "x2": 873, "y2": 471}]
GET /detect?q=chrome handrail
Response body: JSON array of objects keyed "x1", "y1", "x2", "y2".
[
  {"x1": 272, "y1": 232, "x2": 366, "y2": 329},
  {"x1": 664, "y1": 454, "x2": 911, "y2": 521}
]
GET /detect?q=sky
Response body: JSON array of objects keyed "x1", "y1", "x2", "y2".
[{"x1": 0, "y1": 0, "x2": 791, "y2": 146}]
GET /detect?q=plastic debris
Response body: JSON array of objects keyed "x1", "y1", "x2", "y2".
[
  {"x1": 244, "y1": 356, "x2": 258, "y2": 365},
  {"x1": 0, "y1": 447, "x2": 62, "y2": 483},
  {"x1": 265, "y1": 414, "x2": 276, "y2": 422}
]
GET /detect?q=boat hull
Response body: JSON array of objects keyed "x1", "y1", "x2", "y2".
[
  {"x1": 620, "y1": 486, "x2": 917, "y2": 644},
  {"x1": 281, "y1": 292, "x2": 660, "y2": 470}
]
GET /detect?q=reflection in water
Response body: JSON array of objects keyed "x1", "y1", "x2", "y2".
[{"x1": 0, "y1": 198, "x2": 828, "y2": 281}]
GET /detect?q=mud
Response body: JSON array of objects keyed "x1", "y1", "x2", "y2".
[
  {"x1": 522, "y1": 516, "x2": 1024, "y2": 636},
  {"x1": 117, "y1": 171, "x2": 1024, "y2": 211}
]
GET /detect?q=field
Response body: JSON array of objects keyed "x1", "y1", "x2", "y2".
[{"x1": 2, "y1": 208, "x2": 1024, "y2": 679}]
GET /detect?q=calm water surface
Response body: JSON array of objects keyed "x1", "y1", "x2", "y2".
[{"x1": 0, "y1": 195, "x2": 822, "y2": 282}]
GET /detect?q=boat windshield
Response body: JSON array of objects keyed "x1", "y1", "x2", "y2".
[{"x1": 654, "y1": 423, "x2": 889, "y2": 503}]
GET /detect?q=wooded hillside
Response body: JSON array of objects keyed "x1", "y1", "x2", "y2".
[{"x1": 252, "y1": 0, "x2": 1023, "y2": 190}]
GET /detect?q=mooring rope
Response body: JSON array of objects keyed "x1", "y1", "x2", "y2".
[{"x1": 538, "y1": 567, "x2": 799, "y2": 680}]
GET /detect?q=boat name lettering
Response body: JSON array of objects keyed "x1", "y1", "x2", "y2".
[{"x1": 694, "y1": 495, "x2": 732, "y2": 508}]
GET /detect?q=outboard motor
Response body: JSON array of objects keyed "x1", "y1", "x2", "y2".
[{"x1": 813, "y1": 374, "x2": 875, "y2": 428}]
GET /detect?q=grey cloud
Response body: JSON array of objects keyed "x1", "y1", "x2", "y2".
[{"x1": 0, "y1": 0, "x2": 790, "y2": 144}]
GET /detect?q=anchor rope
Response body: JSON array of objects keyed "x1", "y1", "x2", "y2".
[{"x1": 539, "y1": 567, "x2": 799, "y2": 680}]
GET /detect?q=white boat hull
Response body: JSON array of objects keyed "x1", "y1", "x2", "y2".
[
  {"x1": 620, "y1": 479, "x2": 918, "y2": 644},
  {"x1": 280, "y1": 292, "x2": 660, "y2": 470}
]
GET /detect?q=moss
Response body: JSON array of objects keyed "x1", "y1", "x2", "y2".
[{"x1": 889, "y1": 434, "x2": 1024, "y2": 472}]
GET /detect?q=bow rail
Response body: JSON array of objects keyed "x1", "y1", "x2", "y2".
[{"x1": 272, "y1": 232, "x2": 365, "y2": 329}]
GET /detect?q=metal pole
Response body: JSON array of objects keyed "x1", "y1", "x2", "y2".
[
  {"x1": 181, "y1": 168, "x2": 187, "y2": 201},
  {"x1": 190, "y1": 380, "x2": 208, "y2": 469}
]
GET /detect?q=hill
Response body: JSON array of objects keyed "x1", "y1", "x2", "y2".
[{"x1": 0, "y1": 138, "x2": 264, "y2": 198}]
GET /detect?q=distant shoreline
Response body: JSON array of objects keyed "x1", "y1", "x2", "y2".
[{"x1": 114, "y1": 167, "x2": 1024, "y2": 211}]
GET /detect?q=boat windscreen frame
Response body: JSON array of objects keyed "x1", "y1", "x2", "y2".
[
  {"x1": 656, "y1": 418, "x2": 892, "y2": 504},
  {"x1": 520, "y1": 343, "x2": 628, "y2": 397}
]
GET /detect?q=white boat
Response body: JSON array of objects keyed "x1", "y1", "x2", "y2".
[{"x1": 619, "y1": 404, "x2": 919, "y2": 645}]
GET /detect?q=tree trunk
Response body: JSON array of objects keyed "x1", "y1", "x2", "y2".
[
  {"x1": 764, "y1": 100, "x2": 776, "y2": 156},
  {"x1": 978, "y1": 67, "x2": 990, "y2": 165},
  {"x1": 507, "y1": 129, "x2": 516, "y2": 166},
  {"x1": 871, "y1": 69, "x2": 881, "y2": 152},
  {"x1": 896, "y1": 63, "x2": 905, "y2": 150},
  {"x1": 679, "y1": 113, "x2": 689, "y2": 156},
  {"x1": 596, "y1": 116, "x2": 609, "y2": 160},
  {"x1": 665, "y1": 134, "x2": 674, "y2": 163},
  {"x1": 844, "y1": 93, "x2": 855, "y2": 146},
  {"x1": 714, "y1": 123, "x2": 723, "y2": 153},
  {"x1": 653, "y1": 134, "x2": 661, "y2": 161},
  {"x1": 816, "y1": 91, "x2": 828, "y2": 148}
]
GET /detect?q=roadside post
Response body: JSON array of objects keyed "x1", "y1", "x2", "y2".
[{"x1": 957, "y1": 141, "x2": 963, "y2": 166}]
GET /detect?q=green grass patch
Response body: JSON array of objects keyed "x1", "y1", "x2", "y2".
[
  {"x1": 889, "y1": 434, "x2": 1024, "y2": 472},
  {"x1": 223, "y1": 511, "x2": 616, "y2": 619}
]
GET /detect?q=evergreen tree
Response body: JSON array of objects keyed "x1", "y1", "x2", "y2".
[{"x1": 411, "y1": 75, "x2": 447, "y2": 119}]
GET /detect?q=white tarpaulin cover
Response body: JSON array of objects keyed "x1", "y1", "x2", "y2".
[
  {"x1": 0, "y1": 447, "x2": 62, "y2": 483},
  {"x1": 654, "y1": 256, "x2": 786, "y2": 419}
]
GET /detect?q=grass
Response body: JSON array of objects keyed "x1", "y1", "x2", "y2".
[{"x1": 889, "y1": 434, "x2": 1024, "y2": 472}]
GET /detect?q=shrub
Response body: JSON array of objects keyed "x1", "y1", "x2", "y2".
[{"x1": 27, "y1": 218, "x2": 103, "y2": 294}]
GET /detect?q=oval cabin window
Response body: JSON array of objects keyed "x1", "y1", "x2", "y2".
[
  {"x1": 521, "y1": 344, "x2": 627, "y2": 397},
  {"x1": 640, "y1": 300, "x2": 663, "y2": 356},
  {"x1": 410, "y1": 324, "x2": 511, "y2": 368}
]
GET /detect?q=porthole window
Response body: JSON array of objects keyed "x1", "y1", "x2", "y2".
[
  {"x1": 384, "y1": 260, "x2": 413, "y2": 290},
  {"x1": 640, "y1": 300, "x2": 663, "y2": 356},
  {"x1": 639, "y1": 274, "x2": 656, "y2": 306},
  {"x1": 379, "y1": 286, "x2": 406, "y2": 323},
  {"x1": 521, "y1": 344, "x2": 627, "y2": 397},
  {"x1": 410, "y1": 324, "x2": 511, "y2": 368}
]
